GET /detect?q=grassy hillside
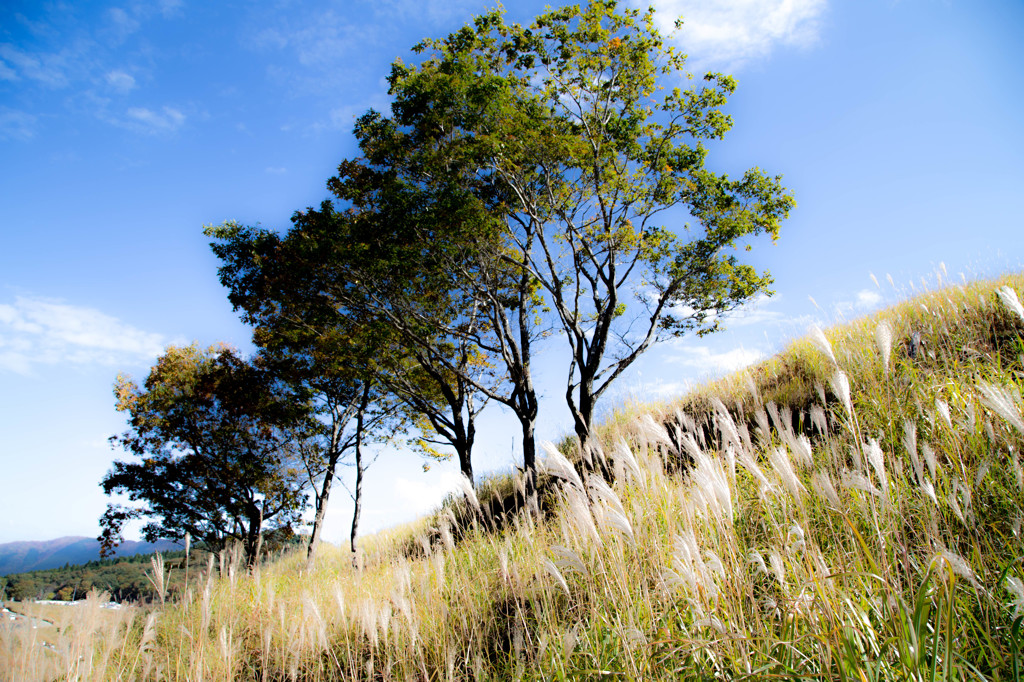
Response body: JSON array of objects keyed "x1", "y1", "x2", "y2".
[{"x1": 3, "y1": 272, "x2": 1024, "y2": 681}]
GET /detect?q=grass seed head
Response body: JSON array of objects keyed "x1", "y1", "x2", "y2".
[
  {"x1": 809, "y1": 325, "x2": 838, "y2": 367},
  {"x1": 978, "y1": 381, "x2": 1024, "y2": 435},
  {"x1": 875, "y1": 321, "x2": 893, "y2": 373},
  {"x1": 997, "y1": 285, "x2": 1024, "y2": 322}
]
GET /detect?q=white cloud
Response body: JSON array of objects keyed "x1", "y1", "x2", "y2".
[
  {"x1": 832, "y1": 287, "x2": 884, "y2": 318},
  {"x1": 0, "y1": 107, "x2": 37, "y2": 141},
  {"x1": 264, "y1": 166, "x2": 287, "y2": 175},
  {"x1": 721, "y1": 293, "x2": 784, "y2": 327},
  {"x1": 105, "y1": 69, "x2": 136, "y2": 93},
  {"x1": 310, "y1": 94, "x2": 391, "y2": 135},
  {"x1": 640, "y1": 0, "x2": 827, "y2": 72},
  {"x1": 0, "y1": 297, "x2": 166, "y2": 374},
  {"x1": 373, "y1": 0, "x2": 482, "y2": 26},
  {"x1": 124, "y1": 106, "x2": 185, "y2": 133},
  {"x1": 158, "y1": 0, "x2": 184, "y2": 18},
  {"x1": 107, "y1": 7, "x2": 141, "y2": 39},
  {"x1": 856, "y1": 289, "x2": 882, "y2": 308},
  {"x1": 663, "y1": 292, "x2": 792, "y2": 331},
  {"x1": 393, "y1": 470, "x2": 463, "y2": 515},
  {"x1": 0, "y1": 43, "x2": 71, "y2": 88},
  {"x1": 665, "y1": 343, "x2": 765, "y2": 375}
]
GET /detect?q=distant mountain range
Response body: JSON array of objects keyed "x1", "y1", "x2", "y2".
[{"x1": 0, "y1": 536, "x2": 181, "y2": 575}]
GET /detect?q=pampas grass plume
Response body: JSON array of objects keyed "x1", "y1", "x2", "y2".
[
  {"x1": 875, "y1": 321, "x2": 892, "y2": 373},
  {"x1": 997, "y1": 285, "x2": 1024, "y2": 322}
]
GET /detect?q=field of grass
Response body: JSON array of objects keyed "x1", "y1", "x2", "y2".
[{"x1": 3, "y1": 272, "x2": 1023, "y2": 681}]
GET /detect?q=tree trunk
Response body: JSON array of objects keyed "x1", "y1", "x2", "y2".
[
  {"x1": 455, "y1": 422, "x2": 475, "y2": 486},
  {"x1": 305, "y1": 451, "x2": 338, "y2": 569},
  {"x1": 349, "y1": 382, "x2": 371, "y2": 568},
  {"x1": 570, "y1": 373, "x2": 598, "y2": 469},
  {"x1": 243, "y1": 502, "x2": 263, "y2": 569},
  {"x1": 521, "y1": 416, "x2": 538, "y2": 513}
]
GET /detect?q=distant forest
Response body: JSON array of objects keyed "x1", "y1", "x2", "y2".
[{"x1": 1, "y1": 550, "x2": 190, "y2": 602}]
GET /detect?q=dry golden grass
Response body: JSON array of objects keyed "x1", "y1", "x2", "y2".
[{"x1": 4, "y1": 271, "x2": 1024, "y2": 681}]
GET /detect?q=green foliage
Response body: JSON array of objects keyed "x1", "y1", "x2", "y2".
[
  {"x1": 375, "y1": 0, "x2": 795, "y2": 454},
  {"x1": 101, "y1": 344, "x2": 312, "y2": 566},
  {"x1": 1, "y1": 550, "x2": 191, "y2": 602}
]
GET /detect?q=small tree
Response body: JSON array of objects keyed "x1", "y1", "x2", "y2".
[{"x1": 100, "y1": 344, "x2": 311, "y2": 567}]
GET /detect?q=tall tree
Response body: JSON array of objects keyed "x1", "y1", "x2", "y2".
[
  {"x1": 100, "y1": 344, "x2": 311, "y2": 567},
  {"x1": 325, "y1": 106, "x2": 550, "y2": 503},
  {"x1": 207, "y1": 206, "x2": 496, "y2": 489},
  {"x1": 207, "y1": 222, "x2": 407, "y2": 565},
  {"x1": 380, "y1": 0, "x2": 795, "y2": 463}
]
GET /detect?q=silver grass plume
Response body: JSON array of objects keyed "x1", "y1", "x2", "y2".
[
  {"x1": 978, "y1": 381, "x2": 1024, "y2": 435},
  {"x1": 736, "y1": 446, "x2": 772, "y2": 494},
  {"x1": 613, "y1": 439, "x2": 644, "y2": 488},
  {"x1": 638, "y1": 413, "x2": 672, "y2": 447},
  {"x1": 768, "y1": 550, "x2": 786, "y2": 585},
  {"x1": 875, "y1": 321, "x2": 893, "y2": 374},
  {"x1": 863, "y1": 439, "x2": 890, "y2": 506},
  {"x1": 787, "y1": 523, "x2": 806, "y2": 553},
  {"x1": 540, "y1": 440, "x2": 585, "y2": 490},
  {"x1": 550, "y1": 544, "x2": 586, "y2": 575},
  {"x1": 808, "y1": 324, "x2": 838, "y2": 366},
  {"x1": 689, "y1": 453, "x2": 734, "y2": 524},
  {"x1": 588, "y1": 476, "x2": 626, "y2": 517},
  {"x1": 841, "y1": 469, "x2": 882, "y2": 499},
  {"x1": 903, "y1": 420, "x2": 923, "y2": 484},
  {"x1": 975, "y1": 461, "x2": 991, "y2": 489},
  {"x1": 933, "y1": 549, "x2": 984, "y2": 592},
  {"x1": 830, "y1": 369, "x2": 853, "y2": 419},
  {"x1": 1005, "y1": 577, "x2": 1024, "y2": 618},
  {"x1": 810, "y1": 405, "x2": 829, "y2": 435},
  {"x1": 769, "y1": 446, "x2": 806, "y2": 503},
  {"x1": 997, "y1": 285, "x2": 1024, "y2": 322},
  {"x1": 543, "y1": 558, "x2": 570, "y2": 596},
  {"x1": 747, "y1": 549, "x2": 768, "y2": 576},
  {"x1": 455, "y1": 473, "x2": 481, "y2": 516},
  {"x1": 811, "y1": 470, "x2": 841, "y2": 507},
  {"x1": 713, "y1": 398, "x2": 743, "y2": 450},
  {"x1": 936, "y1": 399, "x2": 952, "y2": 429},
  {"x1": 922, "y1": 442, "x2": 938, "y2": 479},
  {"x1": 562, "y1": 482, "x2": 601, "y2": 546},
  {"x1": 594, "y1": 504, "x2": 635, "y2": 545}
]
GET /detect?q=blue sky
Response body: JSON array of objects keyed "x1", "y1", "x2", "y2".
[{"x1": 1, "y1": 0, "x2": 1021, "y2": 546}]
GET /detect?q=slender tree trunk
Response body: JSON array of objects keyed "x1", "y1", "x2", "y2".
[
  {"x1": 305, "y1": 450, "x2": 338, "y2": 568},
  {"x1": 521, "y1": 416, "x2": 538, "y2": 511},
  {"x1": 350, "y1": 382, "x2": 371, "y2": 568},
  {"x1": 244, "y1": 502, "x2": 262, "y2": 569},
  {"x1": 456, "y1": 420, "x2": 475, "y2": 485},
  {"x1": 570, "y1": 373, "x2": 597, "y2": 468}
]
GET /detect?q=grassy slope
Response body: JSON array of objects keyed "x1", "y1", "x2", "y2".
[{"x1": 4, "y1": 273, "x2": 1024, "y2": 681}]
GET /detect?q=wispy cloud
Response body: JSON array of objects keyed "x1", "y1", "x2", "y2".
[
  {"x1": 0, "y1": 107, "x2": 37, "y2": 141},
  {"x1": 641, "y1": 0, "x2": 827, "y2": 72},
  {"x1": 0, "y1": 42, "x2": 72, "y2": 88},
  {"x1": 308, "y1": 93, "x2": 391, "y2": 135},
  {"x1": 0, "y1": 297, "x2": 166, "y2": 374},
  {"x1": 832, "y1": 288, "x2": 884, "y2": 318},
  {"x1": 104, "y1": 69, "x2": 136, "y2": 93},
  {"x1": 665, "y1": 342, "x2": 765, "y2": 375},
  {"x1": 106, "y1": 7, "x2": 141, "y2": 41},
  {"x1": 373, "y1": 0, "x2": 483, "y2": 27},
  {"x1": 123, "y1": 106, "x2": 186, "y2": 134}
]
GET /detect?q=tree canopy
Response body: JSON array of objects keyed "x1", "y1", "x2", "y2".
[
  {"x1": 316, "y1": 0, "x2": 795, "y2": 471},
  {"x1": 100, "y1": 344, "x2": 312, "y2": 567}
]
